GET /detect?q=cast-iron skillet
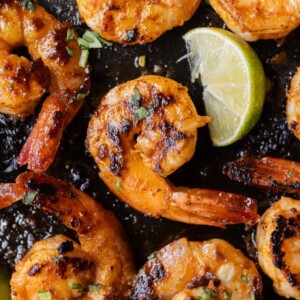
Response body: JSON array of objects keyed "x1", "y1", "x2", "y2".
[{"x1": 1, "y1": 1, "x2": 300, "y2": 299}]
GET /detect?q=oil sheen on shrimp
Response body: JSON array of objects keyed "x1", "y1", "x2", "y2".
[
  {"x1": 224, "y1": 156, "x2": 300, "y2": 196},
  {"x1": 287, "y1": 67, "x2": 300, "y2": 141},
  {"x1": 257, "y1": 197, "x2": 300, "y2": 299},
  {"x1": 0, "y1": 0, "x2": 90, "y2": 173},
  {"x1": 0, "y1": 172, "x2": 135, "y2": 299},
  {"x1": 131, "y1": 238, "x2": 262, "y2": 299},
  {"x1": 210, "y1": 0, "x2": 300, "y2": 41},
  {"x1": 76, "y1": 0, "x2": 201, "y2": 44},
  {"x1": 87, "y1": 75, "x2": 259, "y2": 227}
]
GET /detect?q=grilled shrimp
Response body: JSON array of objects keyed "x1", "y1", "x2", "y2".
[
  {"x1": 88, "y1": 75, "x2": 259, "y2": 227},
  {"x1": 0, "y1": 172, "x2": 135, "y2": 299},
  {"x1": 257, "y1": 197, "x2": 300, "y2": 299},
  {"x1": 0, "y1": 0, "x2": 90, "y2": 172},
  {"x1": 224, "y1": 156, "x2": 300, "y2": 196},
  {"x1": 76, "y1": 0, "x2": 201, "y2": 44},
  {"x1": 131, "y1": 237, "x2": 262, "y2": 299},
  {"x1": 210, "y1": 0, "x2": 300, "y2": 41},
  {"x1": 287, "y1": 67, "x2": 300, "y2": 141}
]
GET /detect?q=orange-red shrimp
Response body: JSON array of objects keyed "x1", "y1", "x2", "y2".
[
  {"x1": 131, "y1": 238, "x2": 262, "y2": 299},
  {"x1": 257, "y1": 197, "x2": 300, "y2": 299},
  {"x1": 87, "y1": 75, "x2": 259, "y2": 227},
  {"x1": 224, "y1": 156, "x2": 300, "y2": 196},
  {"x1": 0, "y1": 0, "x2": 90, "y2": 173},
  {"x1": 0, "y1": 172, "x2": 135, "y2": 299},
  {"x1": 210, "y1": 0, "x2": 300, "y2": 41},
  {"x1": 76, "y1": 0, "x2": 201, "y2": 44}
]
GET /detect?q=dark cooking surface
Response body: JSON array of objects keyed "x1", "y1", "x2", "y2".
[{"x1": 1, "y1": 1, "x2": 300, "y2": 299}]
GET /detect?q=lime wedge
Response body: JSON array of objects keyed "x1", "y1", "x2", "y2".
[{"x1": 183, "y1": 27, "x2": 265, "y2": 146}]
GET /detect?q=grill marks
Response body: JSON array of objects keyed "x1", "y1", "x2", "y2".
[
  {"x1": 101, "y1": 90, "x2": 186, "y2": 176},
  {"x1": 131, "y1": 258, "x2": 166, "y2": 299},
  {"x1": 270, "y1": 214, "x2": 300, "y2": 287}
]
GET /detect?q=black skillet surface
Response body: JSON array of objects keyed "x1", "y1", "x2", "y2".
[{"x1": 1, "y1": 1, "x2": 300, "y2": 299}]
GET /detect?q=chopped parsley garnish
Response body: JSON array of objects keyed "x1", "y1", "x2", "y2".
[
  {"x1": 147, "y1": 251, "x2": 157, "y2": 260},
  {"x1": 288, "y1": 170, "x2": 293, "y2": 177},
  {"x1": 66, "y1": 46, "x2": 74, "y2": 57},
  {"x1": 129, "y1": 87, "x2": 141, "y2": 107},
  {"x1": 77, "y1": 92, "x2": 89, "y2": 101},
  {"x1": 77, "y1": 30, "x2": 112, "y2": 67},
  {"x1": 71, "y1": 283, "x2": 84, "y2": 289},
  {"x1": 79, "y1": 49, "x2": 89, "y2": 68},
  {"x1": 138, "y1": 268, "x2": 146, "y2": 277},
  {"x1": 134, "y1": 107, "x2": 151, "y2": 121},
  {"x1": 22, "y1": 191, "x2": 38, "y2": 206},
  {"x1": 115, "y1": 180, "x2": 122, "y2": 191},
  {"x1": 226, "y1": 291, "x2": 232, "y2": 300},
  {"x1": 52, "y1": 256, "x2": 63, "y2": 264},
  {"x1": 88, "y1": 284, "x2": 102, "y2": 292},
  {"x1": 138, "y1": 55, "x2": 146, "y2": 67},
  {"x1": 66, "y1": 28, "x2": 77, "y2": 41},
  {"x1": 198, "y1": 287, "x2": 217, "y2": 300},
  {"x1": 37, "y1": 291, "x2": 52, "y2": 300},
  {"x1": 21, "y1": 0, "x2": 35, "y2": 11},
  {"x1": 0, "y1": 68, "x2": 4, "y2": 74},
  {"x1": 241, "y1": 274, "x2": 249, "y2": 283}
]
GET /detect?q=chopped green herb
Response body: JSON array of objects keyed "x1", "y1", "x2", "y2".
[
  {"x1": 22, "y1": 191, "x2": 38, "y2": 206},
  {"x1": 82, "y1": 31, "x2": 102, "y2": 49},
  {"x1": 129, "y1": 87, "x2": 141, "y2": 107},
  {"x1": 134, "y1": 107, "x2": 151, "y2": 121},
  {"x1": 52, "y1": 256, "x2": 63, "y2": 264},
  {"x1": 226, "y1": 291, "x2": 232, "y2": 300},
  {"x1": 66, "y1": 28, "x2": 77, "y2": 41},
  {"x1": 250, "y1": 294, "x2": 255, "y2": 300},
  {"x1": 241, "y1": 274, "x2": 249, "y2": 283},
  {"x1": 66, "y1": 46, "x2": 74, "y2": 57},
  {"x1": 0, "y1": 68, "x2": 4, "y2": 74},
  {"x1": 77, "y1": 92, "x2": 89, "y2": 100},
  {"x1": 138, "y1": 55, "x2": 146, "y2": 67},
  {"x1": 88, "y1": 284, "x2": 102, "y2": 292},
  {"x1": 115, "y1": 181, "x2": 122, "y2": 191},
  {"x1": 71, "y1": 283, "x2": 84, "y2": 289},
  {"x1": 198, "y1": 287, "x2": 217, "y2": 300},
  {"x1": 147, "y1": 251, "x2": 157, "y2": 260},
  {"x1": 37, "y1": 291, "x2": 52, "y2": 300},
  {"x1": 138, "y1": 269, "x2": 146, "y2": 277},
  {"x1": 121, "y1": 33, "x2": 129, "y2": 41},
  {"x1": 7, "y1": 24, "x2": 12, "y2": 30},
  {"x1": 288, "y1": 170, "x2": 293, "y2": 177},
  {"x1": 21, "y1": 0, "x2": 35, "y2": 11},
  {"x1": 79, "y1": 49, "x2": 89, "y2": 68}
]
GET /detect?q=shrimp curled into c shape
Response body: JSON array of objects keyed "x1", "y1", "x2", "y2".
[
  {"x1": 131, "y1": 238, "x2": 262, "y2": 299},
  {"x1": 87, "y1": 75, "x2": 259, "y2": 227},
  {"x1": 76, "y1": 0, "x2": 201, "y2": 44},
  {"x1": 210, "y1": 0, "x2": 300, "y2": 41},
  {"x1": 257, "y1": 197, "x2": 300, "y2": 299},
  {"x1": 0, "y1": 172, "x2": 135, "y2": 299},
  {"x1": 0, "y1": 0, "x2": 90, "y2": 173}
]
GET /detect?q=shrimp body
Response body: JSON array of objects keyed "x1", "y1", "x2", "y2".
[
  {"x1": 76, "y1": 0, "x2": 201, "y2": 44},
  {"x1": 210, "y1": 0, "x2": 300, "y2": 41},
  {"x1": 0, "y1": 172, "x2": 135, "y2": 299},
  {"x1": 88, "y1": 75, "x2": 259, "y2": 227},
  {"x1": 131, "y1": 238, "x2": 262, "y2": 299},
  {"x1": 287, "y1": 67, "x2": 300, "y2": 141},
  {"x1": 0, "y1": 0, "x2": 90, "y2": 172},
  {"x1": 256, "y1": 197, "x2": 300, "y2": 299}
]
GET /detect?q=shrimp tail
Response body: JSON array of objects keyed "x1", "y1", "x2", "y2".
[
  {"x1": 224, "y1": 157, "x2": 300, "y2": 195},
  {"x1": 168, "y1": 188, "x2": 259, "y2": 228},
  {"x1": 17, "y1": 92, "x2": 84, "y2": 173}
]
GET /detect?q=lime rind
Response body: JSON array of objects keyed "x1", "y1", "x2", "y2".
[{"x1": 183, "y1": 27, "x2": 265, "y2": 146}]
